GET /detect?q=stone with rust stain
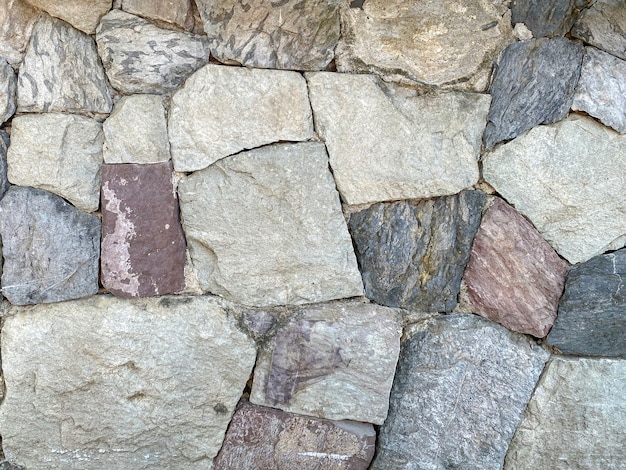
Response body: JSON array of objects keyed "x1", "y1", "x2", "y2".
[{"x1": 101, "y1": 162, "x2": 186, "y2": 298}]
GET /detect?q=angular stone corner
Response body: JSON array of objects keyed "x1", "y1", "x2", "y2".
[
  {"x1": 213, "y1": 401, "x2": 376, "y2": 470},
  {"x1": 572, "y1": 0, "x2": 626, "y2": 60},
  {"x1": 25, "y1": 0, "x2": 111, "y2": 34},
  {"x1": 178, "y1": 142, "x2": 363, "y2": 307},
  {"x1": 511, "y1": 0, "x2": 587, "y2": 38},
  {"x1": 372, "y1": 314, "x2": 549, "y2": 470},
  {"x1": 0, "y1": 186, "x2": 100, "y2": 305},
  {"x1": 504, "y1": 357, "x2": 626, "y2": 469},
  {"x1": 0, "y1": 57, "x2": 16, "y2": 125},
  {"x1": 169, "y1": 64, "x2": 313, "y2": 172},
  {"x1": 483, "y1": 114, "x2": 626, "y2": 264},
  {"x1": 250, "y1": 301, "x2": 402, "y2": 425},
  {"x1": 121, "y1": 0, "x2": 194, "y2": 30},
  {"x1": 0, "y1": 295, "x2": 257, "y2": 469},
  {"x1": 306, "y1": 72, "x2": 490, "y2": 205},
  {"x1": 7, "y1": 113, "x2": 103, "y2": 212},
  {"x1": 349, "y1": 190, "x2": 486, "y2": 312},
  {"x1": 0, "y1": 0, "x2": 41, "y2": 66}
]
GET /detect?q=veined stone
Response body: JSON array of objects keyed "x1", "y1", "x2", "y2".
[
  {"x1": 0, "y1": 57, "x2": 16, "y2": 125},
  {"x1": 169, "y1": 64, "x2": 313, "y2": 172},
  {"x1": 96, "y1": 9, "x2": 210, "y2": 94},
  {"x1": 372, "y1": 314, "x2": 549, "y2": 470},
  {"x1": 572, "y1": 0, "x2": 626, "y2": 60},
  {"x1": 250, "y1": 301, "x2": 402, "y2": 425},
  {"x1": 24, "y1": 0, "x2": 111, "y2": 34},
  {"x1": 504, "y1": 357, "x2": 626, "y2": 469},
  {"x1": 196, "y1": 0, "x2": 340, "y2": 70},
  {"x1": 121, "y1": 0, "x2": 194, "y2": 30},
  {"x1": 0, "y1": 0, "x2": 41, "y2": 66},
  {"x1": 483, "y1": 114, "x2": 626, "y2": 264},
  {"x1": 0, "y1": 295, "x2": 257, "y2": 469},
  {"x1": 511, "y1": 0, "x2": 587, "y2": 37},
  {"x1": 7, "y1": 113, "x2": 103, "y2": 213},
  {"x1": 0, "y1": 187, "x2": 100, "y2": 305},
  {"x1": 103, "y1": 94, "x2": 170, "y2": 164},
  {"x1": 306, "y1": 72, "x2": 490, "y2": 205},
  {"x1": 0, "y1": 130, "x2": 9, "y2": 198},
  {"x1": 178, "y1": 142, "x2": 363, "y2": 307}
]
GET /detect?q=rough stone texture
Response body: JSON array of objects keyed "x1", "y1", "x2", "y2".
[
  {"x1": 335, "y1": 0, "x2": 514, "y2": 91},
  {"x1": 103, "y1": 94, "x2": 170, "y2": 164},
  {"x1": 96, "y1": 9, "x2": 210, "y2": 94},
  {"x1": 169, "y1": 64, "x2": 313, "y2": 172},
  {"x1": 349, "y1": 191, "x2": 486, "y2": 313},
  {"x1": 213, "y1": 402, "x2": 376, "y2": 470},
  {"x1": 547, "y1": 248, "x2": 626, "y2": 357},
  {"x1": 504, "y1": 357, "x2": 626, "y2": 469},
  {"x1": 0, "y1": 130, "x2": 9, "y2": 199},
  {"x1": 101, "y1": 163, "x2": 187, "y2": 298},
  {"x1": 0, "y1": 295, "x2": 257, "y2": 469},
  {"x1": 372, "y1": 314, "x2": 549, "y2": 470},
  {"x1": 0, "y1": 186, "x2": 100, "y2": 305},
  {"x1": 196, "y1": 0, "x2": 340, "y2": 71},
  {"x1": 250, "y1": 301, "x2": 402, "y2": 425},
  {"x1": 461, "y1": 198, "x2": 569, "y2": 337},
  {"x1": 122, "y1": 0, "x2": 194, "y2": 30},
  {"x1": 483, "y1": 114, "x2": 626, "y2": 264},
  {"x1": 24, "y1": 0, "x2": 112, "y2": 34},
  {"x1": 572, "y1": 47, "x2": 626, "y2": 134},
  {"x1": 306, "y1": 72, "x2": 490, "y2": 205},
  {"x1": 178, "y1": 142, "x2": 363, "y2": 307},
  {"x1": 7, "y1": 113, "x2": 103, "y2": 212},
  {"x1": 572, "y1": 0, "x2": 626, "y2": 60},
  {"x1": 0, "y1": 57, "x2": 16, "y2": 125},
  {"x1": 483, "y1": 37, "x2": 584, "y2": 149},
  {"x1": 0, "y1": 0, "x2": 41, "y2": 66},
  {"x1": 511, "y1": 0, "x2": 587, "y2": 37}
]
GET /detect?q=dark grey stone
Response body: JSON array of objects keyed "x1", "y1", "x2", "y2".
[
  {"x1": 0, "y1": 130, "x2": 9, "y2": 199},
  {"x1": 547, "y1": 248, "x2": 626, "y2": 357},
  {"x1": 571, "y1": 0, "x2": 626, "y2": 61},
  {"x1": 483, "y1": 37, "x2": 584, "y2": 149},
  {"x1": 511, "y1": 0, "x2": 587, "y2": 37},
  {"x1": 0, "y1": 57, "x2": 16, "y2": 125},
  {"x1": 349, "y1": 190, "x2": 485, "y2": 313},
  {"x1": 0, "y1": 462, "x2": 24, "y2": 470}
]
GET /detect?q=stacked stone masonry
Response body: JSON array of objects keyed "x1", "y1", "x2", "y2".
[{"x1": 0, "y1": 0, "x2": 624, "y2": 469}]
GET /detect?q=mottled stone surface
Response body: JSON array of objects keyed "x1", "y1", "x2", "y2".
[
  {"x1": 122, "y1": 0, "x2": 194, "y2": 30},
  {"x1": 103, "y1": 94, "x2": 170, "y2": 164},
  {"x1": 336, "y1": 0, "x2": 513, "y2": 90},
  {"x1": 547, "y1": 248, "x2": 625, "y2": 357},
  {"x1": 0, "y1": 57, "x2": 16, "y2": 125},
  {"x1": 24, "y1": 0, "x2": 111, "y2": 34},
  {"x1": 0, "y1": 130, "x2": 9, "y2": 198},
  {"x1": 196, "y1": 0, "x2": 340, "y2": 70},
  {"x1": 349, "y1": 191, "x2": 485, "y2": 313},
  {"x1": 17, "y1": 14, "x2": 112, "y2": 115},
  {"x1": 0, "y1": 0, "x2": 40, "y2": 65},
  {"x1": 7, "y1": 113, "x2": 103, "y2": 212},
  {"x1": 101, "y1": 163, "x2": 186, "y2": 298},
  {"x1": 213, "y1": 402, "x2": 376, "y2": 470},
  {"x1": 96, "y1": 9, "x2": 210, "y2": 94},
  {"x1": 572, "y1": 0, "x2": 626, "y2": 60},
  {"x1": 462, "y1": 198, "x2": 569, "y2": 337},
  {"x1": 178, "y1": 142, "x2": 363, "y2": 307},
  {"x1": 511, "y1": 0, "x2": 587, "y2": 37},
  {"x1": 372, "y1": 314, "x2": 549, "y2": 470},
  {"x1": 483, "y1": 37, "x2": 584, "y2": 149},
  {"x1": 307, "y1": 72, "x2": 489, "y2": 205},
  {"x1": 572, "y1": 47, "x2": 626, "y2": 133},
  {"x1": 483, "y1": 115, "x2": 626, "y2": 264},
  {"x1": 0, "y1": 187, "x2": 100, "y2": 305},
  {"x1": 505, "y1": 357, "x2": 626, "y2": 469},
  {"x1": 0, "y1": 295, "x2": 257, "y2": 469},
  {"x1": 251, "y1": 301, "x2": 402, "y2": 425},
  {"x1": 169, "y1": 64, "x2": 313, "y2": 172}
]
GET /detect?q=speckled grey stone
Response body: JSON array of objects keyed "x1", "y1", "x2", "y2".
[
  {"x1": 511, "y1": 0, "x2": 587, "y2": 37},
  {"x1": 0, "y1": 57, "x2": 16, "y2": 125}
]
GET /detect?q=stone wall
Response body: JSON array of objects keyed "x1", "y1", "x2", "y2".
[{"x1": 0, "y1": 0, "x2": 624, "y2": 469}]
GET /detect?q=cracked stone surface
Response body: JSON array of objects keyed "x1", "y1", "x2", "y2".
[
  {"x1": 572, "y1": 0, "x2": 626, "y2": 60},
  {"x1": 0, "y1": 0, "x2": 41, "y2": 66},
  {"x1": 0, "y1": 57, "x2": 16, "y2": 125},
  {"x1": 24, "y1": 0, "x2": 112, "y2": 34},
  {"x1": 511, "y1": 0, "x2": 587, "y2": 37},
  {"x1": 121, "y1": 0, "x2": 194, "y2": 30}
]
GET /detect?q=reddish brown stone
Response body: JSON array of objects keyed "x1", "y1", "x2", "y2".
[
  {"x1": 462, "y1": 198, "x2": 569, "y2": 337},
  {"x1": 101, "y1": 162, "x2": 186, "y2": 298},
  {"x1": 213, "y1": 401, "x2": 376, "y2": 470}
]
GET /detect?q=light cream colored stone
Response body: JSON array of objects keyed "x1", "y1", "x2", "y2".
[
  {"x1": 0, "y1": 0, "x2": 41, "y2": 66},
  {"x1": 25, "y1": 0, "x2": 111, "y2": 34}
]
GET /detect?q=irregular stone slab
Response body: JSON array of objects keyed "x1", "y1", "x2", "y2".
[
  {"x1": 0, "y1": 295, "x2": 257, "y2": 469},
  {"x1": 103, "y1": 94, "x2": 170, "y2": 164},
  {"x1": 96, "y1": 10, "x2": 210, "y2": 94},
  {"x1": 0, "y1": 57, "x2": 16, "y2": 125},
  {"x1": 169, "y1": 64, "x2": 313, "y2": 172},
  {"x1": 572, "y1": 47, "x2": 626, "y2": 133},
  {"x1": 7, "y1": 113, "x2": 103, "y2": 212},
  {"x1": 335, "y1": 0, "x2": 514, "y2": 91},
  {"x1": 504, "y1": 357, "x2": 626, "y2": 469},
  {"x1": 122, "y1": 0, "x2": 194, "y2": 30},
  {"x1": 24, "y1": 0, "x2": 111, "y2": 34},
  {"x1": 213, "y1": 402, "x2": 376, "y2": 470},
  {"x1": 178, "y1": 142, "x2": 363, "y2": 307},
  {"x1": 0, "y1": 0, "x2": 40, "y2": 66},
  {"x1": 349, "y1": 191, "x2": 485, "y2": 313},
  {"x1": 483, "y1": 37, "x2": 584, "y2": 149},
  {"x1": 101, "y1": 163, "x2": 186, "y2": 298},
  {"x1": 511, "y1": 0, "x2": 587, "y2": 37},
  {"x1": 196, "y1": 0, "x2": 340, "y2": 71},
  {"x1": 547, "y1": 249, "x2": 626, "y2": 357},
  {"x1": 307, "y1": 72, "x2": 490, "y2": 205},
  {"x1": 483, "y1": 115, "x2": 626, "y2": 264},
  {"x1": 0, "y1": 187, "x2": 100, "y2": 305},
  {"x1": 372, "y1": 314, "x2": 549, "y2": 470},
  {"x1": 251, "y1": 301, "x2": 402, "y2": 424},
  {"x1": 0, "y1": 130, "x2": 9, "y2": 199},
  {"x1": 572, "y1": 0, "x2": 626, "y2": 60}
]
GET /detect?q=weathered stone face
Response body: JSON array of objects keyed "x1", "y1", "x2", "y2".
[
  {"x1": 0, "y1": 0, "x2": 41, "y2": 66},
  {"x1": 0, "y1": 130, "x2": 9, "y2": 199},
  {"x1": 572, "y1": 0, "x2": 626, "y2": 60},
  {"x1": 24, "y1": 0, "x2": 112, "y2": 34},
  {"x1": 0, "y1": 295, "x2": 257, "y2": 469},
  {"x1": 250, "y1": 301, "x2": 402, "y2": 425},
  {"x1": 510, "y1": 0, "x2": 587, "y2": 37},
  {"x1": 0, "y1": 57, "x2": 16, "y2": 125},
  {"x1": 122, "y1": 0, "x2": 194, "y2": 30}
]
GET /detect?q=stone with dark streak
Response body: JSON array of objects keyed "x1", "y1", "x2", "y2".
[
  {"x1": 0, "y1": 130, "x2": 9, "y2": 199},
  {"x1": 511, "y1": 0, "x2": 587, "y2": 37},
  {"x1": 0, "y1": 57, "x2": 16, "y2": 125},
  {"x1": 572, "y1": 0, "x2": 626, "y2": 60}
]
